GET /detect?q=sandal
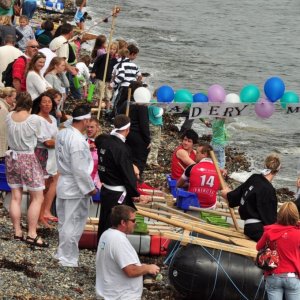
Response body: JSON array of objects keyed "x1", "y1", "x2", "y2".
[
  {"x1": 26, "y1": 235, "x2": 49, "y2": 248},
  {"x1": 13, "y1": 235, "x2": 24, "y2": 241}
]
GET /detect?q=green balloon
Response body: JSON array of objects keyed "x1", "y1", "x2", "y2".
[
  {"x1": 240, "y1": 85, "x2": 260, "y2": 103},
  {"x1": 280, "y1": 91, "x2": 299, "y2": 108},
  {"x1": 174, "y1": 89, "x2": 193, "y2": 103}
]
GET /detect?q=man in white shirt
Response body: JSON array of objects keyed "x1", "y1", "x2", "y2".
[
  {"x1": 96, "y1": 205, "x2": 160, "y2": 299},
  {"x1": 0, "y1": 35, "x2": 23, "y2": 87},
  {"x1": 55, "y1": 104, "x2": 97, "y2": 267}
]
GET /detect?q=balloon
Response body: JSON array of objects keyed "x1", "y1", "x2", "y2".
[
  {"x1": 254, "y1": 98, "x2": 275, "y2": 119},
  {"x1": 156, "y1": 85, "x2": 174, "y2": 103},
  {"x1": 264, "y1": 77, "x2": 285, "y2": 102},
  {"x1": 240, "y1": 85, "x2": 260, "y2": 103},
  {"x1": 193, "y1": 93, "x2": 208, "y2": 103},
  {"x1": 280, "y1": 91, "x2": 299, "y2": 108},
  {"x1": 207, "y1": 84, "x2": 226, "y2": 102},
  {"x1": 174, "y1": 89, "x2": 193, "y2": 103},
  {"x1": 225, "y1": 93, "x2": 240, "y2": 103},
  {"x1": 133, "y1": 87, "x2": 151, "y2": 103}
]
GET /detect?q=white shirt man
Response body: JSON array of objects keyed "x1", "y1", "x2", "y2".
[
  {"x1": 96, "y1": 205, "x2": 160, "y2": 299},
  {"x1": 55, "y1": 105, "x2": 96, "y2": 267},
  {"x1": 0, "y1": 35, "x2": 23, "y2": 86}
]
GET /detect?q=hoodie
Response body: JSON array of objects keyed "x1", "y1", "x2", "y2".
[{"x1": 257, "y1": 223, "x2": 300, "y2": 275}]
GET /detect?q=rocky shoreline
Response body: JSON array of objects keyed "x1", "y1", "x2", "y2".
[{"x1": 0, "y1": 108, "x2": 296, "y2": 299}]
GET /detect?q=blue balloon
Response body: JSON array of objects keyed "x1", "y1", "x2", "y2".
[
  {"x1": 264, "y1": 77, "x2": 285, "y2": 102},
  {"x1": 193, "y1": 93, "x2": 208, "y2": 103},
  {"x1": 157, "y1": 85, "x2": 174, "y2": 103}
]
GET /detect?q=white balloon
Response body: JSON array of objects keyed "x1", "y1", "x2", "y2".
[
  {"x1": 225, "y1": 93, "x2": 240, "y2": 103},
  {"x1": 133, "y1": 87, "x2": 152, "y2": 103}
]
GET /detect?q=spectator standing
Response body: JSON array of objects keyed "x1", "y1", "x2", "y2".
[
  {"x1": 0, "y1": 35, "x2": 22, "y2": 86},
  {"x1": 5, "y1": 92, "x2": 48, "y2": 247},
  {"x1": 256, "y1": 202, "x2": 300, "y2": 300},
  {"x1": 12, "y1": 39, "x2": 39, "y2": 92},
  {"x1": 35, "y1": 20, "x2": 54, "y2": 48},
  {"x1": 16, "y1": 15, "x2": 35, "y2": 52},
  {"x1": 0, "y1": 15, "x2": 23, "y2": 46},
  {"x1": 26, "y1": 52, "x2": 52, "y2": 100},
  {"x1": 96, "y1": 205, "x2": 160, "y2": 299},
  {"x1": 22, "y1": 0, "x2": 37, "y2": 19},
  {"x1": 91, "y1": 34, "x2": 107, "y2": 62},
  {"x1": 0, "y1": 87, "x2": 16, "y2": 158}
]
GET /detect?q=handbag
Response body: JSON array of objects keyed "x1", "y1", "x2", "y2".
[{"x1": 256, "y1": 240, "x2": 279, "y2": 271}]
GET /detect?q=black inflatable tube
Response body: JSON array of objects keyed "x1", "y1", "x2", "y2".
[{"x1": 168, "y1": 244, "x2": 267, "y2": 300}]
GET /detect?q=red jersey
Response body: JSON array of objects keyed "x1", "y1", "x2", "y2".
[
  {"x1": 185, "y1": 158, "x2": 220, "y2": 208},
  {"x1": 171, "y1": 145, "x2": 196, "y2": 180}
]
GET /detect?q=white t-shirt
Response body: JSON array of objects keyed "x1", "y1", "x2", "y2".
[
  {"x1": 49, "y1": 35, "x2": 69, "y2": 59},
  {"x1": 0, "y1": 45, "x2": 23, "y2": 86},
  {"x1": 96, "y1": 228, "x2": 143, "y2": 300},
  {"x1": 39, "y1": 48, "x2": 57, "y2": 76}
]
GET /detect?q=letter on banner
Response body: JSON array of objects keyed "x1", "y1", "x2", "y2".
[
  {"x1": 165, "y1": 103, "x2": 186, "y2": 114},
  {"x1": 286, "y1": 105, "x2": 300, "y2": 114},
  {"x1": 189, "y1": 103, "x2": 251, "y2": 119}
]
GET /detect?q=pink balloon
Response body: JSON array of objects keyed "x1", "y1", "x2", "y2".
[
  {"x1": 254, "y1": 98, "x2": 275, "y2": 119},
  {"x1": 208, "y1": 84, "x2": 226, "y2": 102}
]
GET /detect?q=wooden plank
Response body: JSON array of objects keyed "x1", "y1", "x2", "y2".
[{"x1": 163, "y1": 232, "x2": 257, "y2": 258}]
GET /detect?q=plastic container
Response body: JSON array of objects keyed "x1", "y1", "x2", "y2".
[
  {"x1": 92, "y1": 190, "x2": 101, "y2": 202},
  {"x1": 176, "y1": 189, "x2": 199, "y2": 210},
  {"x1": 150, "y1": 235, "x2": 170, "y2": 256},
  {"x1": 166, "y1": 174, "x2": 177, "y2": 197},
  {"x1": 73, "y1": 76, "x2": 81, "y2": 89},
  {"x1": 0, "y1": 164, "x2": 11, "y2": 192},
  {"x1": 87, "y1": 83, "x2": 95, "y2": 102},
  {"x1": 127, "y1": 234, "x2": 151, "y2": 255}
]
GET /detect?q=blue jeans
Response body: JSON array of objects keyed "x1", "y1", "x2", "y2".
[
  {"x1": 22, "y1": 1, "x2": 37, "y2": 19},
  {"x1": 266, "y1": 275, "x2": 300, "y2": 300}
]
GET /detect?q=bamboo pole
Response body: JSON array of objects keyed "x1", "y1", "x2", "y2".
[
  {"x1": 210, "y1": 150, "x2": 241, "y2": 232},
  {"x1": 138, "y1": 209, "x2": 242, "y2": 245},
  {"x1": 162, "y1": 232, "x2": 257, "y2": 258},
  {"x1": 97, "y1": 6, "x2": 120, "y2": 120},
  {"x1": 188, "y1": 206, "x2": 241, "y2": 219},
  {"x1": 125, "y1": 88, "x2": 132, "y2": 116}
]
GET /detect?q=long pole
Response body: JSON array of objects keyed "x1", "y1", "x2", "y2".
[
  {"x1": 125, "y1": 88, "x2": 132, "y2": 116},
  {"x1": 97, "y1": 6, "x2": 120, "y2": 120},
  {"x1": 209, "y1": 150, "x2": 241, "y2": 232}
]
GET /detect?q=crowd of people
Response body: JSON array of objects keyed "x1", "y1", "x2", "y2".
[{"x1": 1, "y1": 3, "x2": 300, "y2": 300}]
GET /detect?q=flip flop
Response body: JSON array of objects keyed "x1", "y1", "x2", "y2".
[
  {"x1": 44, "y1": 216, "x2": 58, "y2": 222},
  {"x1": 26, "y1": 235, "x2": 49, "y2": 248}
]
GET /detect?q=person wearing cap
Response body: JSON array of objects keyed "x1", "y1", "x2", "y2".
[
  {"x1": 221, "y1": 154, "x2": 280, "y2": 241},
  {"x1": 146, "y1": 91, "x2": 164, "y2": 168},
  {"x1": 55, "y1": 104, "x2": 97, "y2": 267},
  {"x1": 95, "y1": 114, "x2": 144, "y2": 241}
]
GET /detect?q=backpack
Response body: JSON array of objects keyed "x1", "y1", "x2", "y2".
[
  {"x1": 2, "y1": 56, "x2": 26, "y2": 87},
  {"x1": 0, "y1": 0, "x2": 12, "y2": 10}
]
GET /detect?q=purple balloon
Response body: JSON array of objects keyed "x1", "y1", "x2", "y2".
[
  {"x1": 254, "y1": 98, "x2": 275, "y2": 119},
  {"x1": 207, "y1": 84, "x2": 226, "y2": 102}
]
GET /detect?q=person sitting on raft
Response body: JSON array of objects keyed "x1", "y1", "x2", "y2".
[
  {"x1": 177, "y1": 142, "x2": 220, "y2": 209},
  {"x1": 221, "y1": 154, "x2": 280, "y2": 241},
  {"x1": 170, "y1": 129, "x2": 198, "y2": 180}
]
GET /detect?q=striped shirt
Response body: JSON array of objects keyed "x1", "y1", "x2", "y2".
[
  {"x1": 111, "y1": 58, "x2": 141, "y2": 89},
  {"x1": 16, "y1": 25, "x2": 35, "y2": 52}
]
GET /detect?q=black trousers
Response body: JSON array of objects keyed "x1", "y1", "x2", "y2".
[
  {"x1": 97, "y1": 187, "x2": 136, "y2": 242},
  {"x1": 244, "y1": 222, "x2": 264, "y2": 242}
]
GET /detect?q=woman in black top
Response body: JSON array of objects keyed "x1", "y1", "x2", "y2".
[{"x1": 221, "y1": 154, "x2": 281, "y2": 241}]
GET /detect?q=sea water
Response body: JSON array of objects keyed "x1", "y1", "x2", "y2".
[{"x1": 86, "y1": 0, "x2": 300, "y2": 192}]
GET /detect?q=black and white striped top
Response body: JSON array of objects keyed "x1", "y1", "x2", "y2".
[{"x1": 112, "y1": 58, "x2": 141, "y2": 88}]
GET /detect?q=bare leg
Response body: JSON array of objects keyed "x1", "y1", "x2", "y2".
[
  {"x1": 9, "y1": 187, "x2": 23, "y2": 237},
  {"x1": 27, "y1": 190, "x2": 44, "y2": 238},
  {"x1": 43, "y1": 174, "x2": 58, "y2": 218}
]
